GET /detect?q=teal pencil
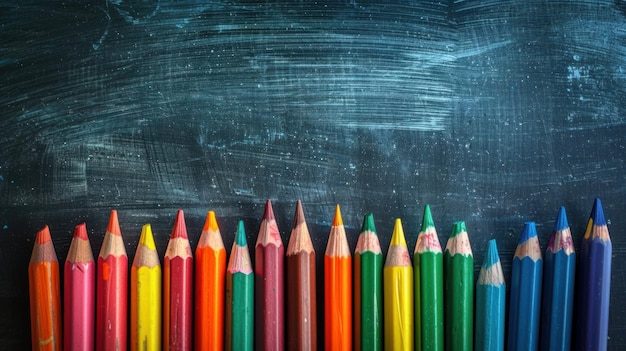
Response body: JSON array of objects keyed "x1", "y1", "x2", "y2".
[
  {"x1": 508, "y1": 222, "x2": 543, "y2": 351},
  {"x1": 475, "y1": 239, "x2": 505, "y2": 351},
  {"x1": 540, "y1": 207, "x2": 575, "y2": 351}
]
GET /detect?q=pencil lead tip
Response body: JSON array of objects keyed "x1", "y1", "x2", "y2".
[
  {"x1": 35, "y1": 225, "x2": 52, "y2": 244},
  {"x1": 107, "y1": 210, "x2": 121, "y2": 236},
  {"x1": 450, "y1": 221, "x2": 466, "y2": 238},
  {"x1": 236, "y1": 220, "x2": 247, "y2": 246},
  {"x1": 390, "y1": 218, "x2": 407, "y2": 246},
  {"x1": 263, "y1": 199, "x2": 276, "y2": 220},
  {"x1": 554, "y1": 206, "x2": 569, "y2": 231},
  {"x1": 332, "y1": 204, "x2": 343, "y2": 226},
  {"x1": 590, "y1": 197, "x2": 606, "y2": 226},
  {"x1": 483, "y1": 239, "x2": 501, "y2": 267},
  {"x1": 519, "y1": 221, "x2": 537, "y2": 243},
  {"x1": 293, "y1": 200, "x2": 306, "y2": 228},
  {"x1": 204, "y1": 211, "x2": 219, "y2": 231},
  {"x1": 73, "y1": 223, "x2": 88, "y2": 240},
  {"x1": 139, "y1": 224, "x2": 157, "y2": 250},
  {"x1": 421, "y1": 204, "x2": 435, "y2": 231},
  {"x1": 171, "y1": 210, "x2": 188, "y2": 239},
  {"x1": 361, "y1": 213, "x2": 376, "y2": 234}
]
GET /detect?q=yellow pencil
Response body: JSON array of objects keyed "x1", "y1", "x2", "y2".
[
  {"x1": 383, "y1": 218, "x2": 414, "y2": 351},
  {"x1": 130, "y1": 224, "x2": 162, "y2": 351}
]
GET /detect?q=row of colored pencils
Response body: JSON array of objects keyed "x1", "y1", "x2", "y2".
[{"x1": 29, "y1": 198, "x2": 611, "y2": 351}]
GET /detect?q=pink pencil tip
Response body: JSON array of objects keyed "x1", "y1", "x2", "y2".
[
  {"x1": 107, "y1": 210, "x2": 121, "y2": 236},
  {"x1": 35, "y1": 225, "x2": 51, "y2": 244},
  {"x1": 263, "y1": 199, "x2": 276, "y2": 220},
  {"x1": 73, "y1": 223, "x2": 89, "y2": 240},
  {"x1": 171, "y1": 209, "x2": 188, "y2": 239}
]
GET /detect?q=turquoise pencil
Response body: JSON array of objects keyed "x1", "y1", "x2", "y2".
[
  {"x1": 508, "y1": 222, "x2": 543, "y2": 351},
  {"x1": 540, "y1": 207, "x2": 575, "y2": 351},
  {"x1": 475, "y1": 239, "x2": 505, "y2": 351}
]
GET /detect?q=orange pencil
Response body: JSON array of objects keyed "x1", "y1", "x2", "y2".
[
  {"x1": 164, "y1": 210, "x2": 194, "y2": 351},
  {"x1": 195, "y1": 211, "x2": 227, "y2": 350},
  {"x1": 29, "y1": 225, "x2": 62, "y2": 351},
  {"x1": 96, "y1": 210, "x2": 128, "y2": 351},
  {"x1": 324, "y1": 205, "x2": 352, "y2": 351}
]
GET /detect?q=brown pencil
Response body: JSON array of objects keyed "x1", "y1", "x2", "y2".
[
  {"x1": 286, "y1": 200, "x2": 317, "y2": 350},
  {"x1": 29, "y1": 225, "x2": 62, "y2": 351}
]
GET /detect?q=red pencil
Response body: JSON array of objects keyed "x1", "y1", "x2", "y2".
[
  {"x1": 255, "y1": 199, "x2": 285, "y2": 351},
  {"x1": 96, "y1": 210, "x2": 128, "y2": 351},
  {"x1": 64, "y1": 223, "x2": 95, "y2": 351},
  {"x1": 164, "y1": 210, "x2": 194, "y2": 351},
  {"x1": 29, "y1": 225, "x2": 62, "y2": 351}
]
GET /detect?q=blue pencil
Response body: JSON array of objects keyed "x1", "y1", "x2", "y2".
[
  {"x1": 540, "y1": 207, "x2": 575, "y2": 351},
  {"x1": 475, "y1": 239, "x2": 505, "y2": 351},
  {"x1": 575, "y1": 198, "x2": 612, "y2": 350},
  {"x1": 508, "y1": 222, "x2": 543, "y2": 351}
]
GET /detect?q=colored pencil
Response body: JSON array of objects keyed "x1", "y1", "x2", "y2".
[
  {"x1": 508, "y1": 221, "x2": 543, "y2": 351},
  {"x1": 444, "y1": 221, "x2": 473, "y2": 351},
  {"x1": 130, "y1": 224, "x2": 161, "y2": 351},
  {"x1": 255, "y1": 199, "x2": 285, "y2": 351},
  {"x1": 286, "y1": 200, "x2": 317, "y2": 350},
  {"x1": 324, "y1": 204, "x2": 352, "y2": 351},
  {"x1": 413, "y1": 204, "x2": 444, "y2": 351},
  {"x1": 384, "y1": 218, "x2": 414, "y2": 351},
  {"x1": 64, "y1": 223, "x2": 95, "y2": 351},
  {"x1": 475, "y1": 239, "x2": 505, "y2": 351},
  {"x1": 29, "y1": 225, "x2": 62, "y2": 351},
  {"x1": 96, "y1": 210, "x2": 128, "y2": 351},
  {"x1": 540, "y1": 207, "x2": 575, "y2": 351},
  {"x1": 226, "y1": 220, "x2": 254, "y2": 351},
  {"x1": 354, "y1": 213, "x2": 383, "y2": 351},
  {"x1": 195, "y1": 210, "x2": 226, "y2": 351},
  {"x1": 164, "y1": 210, "x2": 193, "y2": 351},
  {"x1": 575, "y1": 198, "x2": 612, "y2": 350}
]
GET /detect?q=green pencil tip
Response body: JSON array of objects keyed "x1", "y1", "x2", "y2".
[
  {"x1": 420, "y1": 204, "x2": 435, "y2": 231},
  {"x1": 361, "y1": 213, "x2": 377, "y2": 234},
  {"x1": 450, "y1": 221, "x2": 466, "y2": 237},
  {"x1": 236, "y1": 220, "x2": 247, "y2": 246}
]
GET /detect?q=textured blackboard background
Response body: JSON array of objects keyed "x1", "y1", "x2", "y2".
[{"x1": 2, "y1": 0, "x2": 625, "y2": 348}]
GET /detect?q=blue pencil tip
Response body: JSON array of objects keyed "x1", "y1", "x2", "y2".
[
  {"x1": 554, "y1": 206, "x2": 569, "y2": 231},
  {"x1": 482, "y1": 239, "x2": 500, "y2": 268},
  {"x1": 590, "y1": 198, "x2": 606, "y2": 226},
  {"x1": 519, "y1": 221, "x2": 537, "y2": 244}
]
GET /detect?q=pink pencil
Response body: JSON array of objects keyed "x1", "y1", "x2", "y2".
[{"x1": 64, "y1": 223, "x2": 95, "y2": 351}]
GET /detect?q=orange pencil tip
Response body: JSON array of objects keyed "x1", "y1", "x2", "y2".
[
  {"x1": 332, "y1": 204, "x2": 343, "y2": 226},
  {"x1": 263, "y1": 199, "x2": 276, "y2": 220},
  {"x1": 203, "y1": 211, "x2": 219, "y2": 231},
  {"x1": 171, "y1": 209, "x2": 188, "y2": 239},
  {"x1": 73, "y1": 223, "x2": 89, "y2": 240},
  {"x1": 35, "y1": 225, "x2": 52, "y2": 244},
  {"x1": 107, "y1": 210, "x2": 121, "y2": 236}
]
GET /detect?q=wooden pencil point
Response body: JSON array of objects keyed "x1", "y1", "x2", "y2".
[
  {"x1": 332, "y1": 204, "x2": 343, "y2": 226},
  {"x1": 107, "y1": 210, "x2": 121, "y2": 236},
  {"x1": 73, "y1": 223, "x2": 89, "y2": 240},
  {"x1": 390, "y1": 218, "x2": 407, "y2": 247},
  {"x1": 421, "y1": 204, "x2": 435, "y2": 231},
  {"x1": 35, "y1": 225, "x2": 52, "y2": 244},
  {"x1": 263, "y1": 199, "x2": 276, "y2": 220},
  {"x1": 138, "y1": 224, "x2": 157, "y2": 251},
  {"x1": 204, "y1": 210, "x2": 219, "y2": 232},
  {"x1": 292, "y1": 199, "x2": 306, "y2": 229},
  {"x1": 287, "y1": 201, "x2": 314, "y2": 254},
  {"x1": 590, "y1": 197, "x2": 606, "y2": 226},
  {"x1": 236, "y1": 220, "x2": 247, "y2": 246},
  {"x1": 170, "y1": 210, "x2": 189, "y2": 239},
  {"x1": 361, "y1": 213, "x2": 376, "y2": 233}
]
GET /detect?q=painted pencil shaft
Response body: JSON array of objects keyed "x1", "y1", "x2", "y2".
[
  {"x1": 64, "y1": 223, "x2": 95, "y2": 351},
  {"x1": 576, "y1": 198, "x2": 611, "y2": 351},
  {"x1": 540, "y1": 207, "x2": 575, "y2": 351},
  {"x1": 195, "y1": 211, "x2": 226, "y2": 351},
  {"x1": 131, "y1": 224, "x2": 161, "y2": 351},
  {"x1": 354, "y1": 213, "x2": 383, "y2": 351},
  {"x1": 384, "y1": 219, "x2": 414, "y2": 351},
  {"x1": 29, "y1": 226, "x2": 62, "y2": 351},
  {"x1": 475, "y1": 240, "x2": 505, "y2": 351}
]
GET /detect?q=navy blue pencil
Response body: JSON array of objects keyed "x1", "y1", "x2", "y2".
[
  {"x1": 575, "y1": 198, "x2": 612, "y2": 350},
  {"x1": 540, "y1": 207, "x2": 575, "y2": 351},
  {"x1": 475, "y1": 239, "x2": 505, "y2": 351},
  {"x1": 508, "y1": 222, "x2": 543, "y2": 351}
]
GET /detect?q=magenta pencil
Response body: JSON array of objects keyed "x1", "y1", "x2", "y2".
[{"x1": 64, "y1": 223, "x2": 95, "y2": 351}]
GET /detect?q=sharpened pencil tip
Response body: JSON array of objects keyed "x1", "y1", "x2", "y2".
[
  {"x1": 390, "y1": 218, "x2": 407, "y2": 246},
  {"x1": 450, "y1": 221, "x2": 466, "y2": 238},
  {"x1": 35, "y1": 225, "x2": 52, "y2": 244},
  {"x1": 170, "y1": 210, "x2": 188, "y2": 239},
  {"x1": 519, "y1": 221, "x2": 537, "y2": 243},
  {"x1": 293, "y1": 200, "x2": 306, "y2": 229},
  {"x1": 236, "y1": 220, "x2": 247, "y2": 246},
  {"x1": 73, "y1": 223, "x2": 88, "y2": 240},
  {"x1": 204, "y1": 211, "x2": 219, "y2": 231},
  {"x1": 483, "y1": 239, "x2": 501, "y2": 268},
  {"x1": 139, "y1": 224, "x2": 157, "y2": 250},
  {"x1": 361, "y1": 213, "x2": 376, "y2": 234},
  {"x1": 554, "y1": 206, "x2": 569, "y2": 232},
  {"x1": 421, "y1": 204, "x2": 435, "y2": 231},
  {"x1": 590, "y1": 197, "x2": 606, "y2": 226},
  {"x1": 332, "y1": 204, "x2": 343, "y2": 226},
  {"x1": 107, "y1": 210, "x2": 121, "y2": 236},
  {"x1": 263, "y1": 199, "x2": 276, "y2": 220}
]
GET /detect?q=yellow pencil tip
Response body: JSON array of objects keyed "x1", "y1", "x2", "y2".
[
  {"x1": 332, "y1": 204, "x2": 343, "y2": 226},
  {"x1": 139, "y1": 224, "x2": 157, "y2": 250},
  {"x1": 390, "y1": 218, "x2": 407, "y2": 246}
]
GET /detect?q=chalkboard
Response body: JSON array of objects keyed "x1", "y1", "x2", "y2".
[{"x1": 1, "y1": 0, "x2": 625, "y2": 348}]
